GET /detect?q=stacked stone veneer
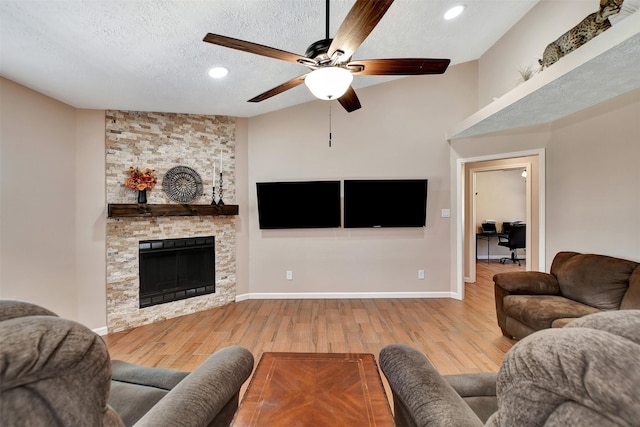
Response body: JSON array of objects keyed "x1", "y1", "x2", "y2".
[{"x1": 106, "y1": 110, "x2": 236, "y2": 332}]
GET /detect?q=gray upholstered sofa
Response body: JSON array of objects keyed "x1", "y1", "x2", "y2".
[
  {"x1": 0, "y1": 300, "x2": 254, "y2": 427},
  {"x1": 493, "y1": 251, "x2": 640, "y2": 340},
  {"x1": 379, "y1": 310, "x2": 640, "y2": 427}
]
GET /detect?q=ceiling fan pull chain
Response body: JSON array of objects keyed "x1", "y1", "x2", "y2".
[{"x1": 329, "y1": 101, "x2": 332, "y2": 147}]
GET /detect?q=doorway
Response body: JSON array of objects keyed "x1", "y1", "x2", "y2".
[
  {"x1": 454, "y1": 149, "x2": 545, "y2": 299},
  {"x1": 474, "y1": 168, "x2": 527, "y2": 265}
]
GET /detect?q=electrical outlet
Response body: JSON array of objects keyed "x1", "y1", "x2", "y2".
[
  {"x1": 418, "y1": 269, "x2": 425, "y2": 279},
  {"x1": 286, "y1": 271, "x2": 293, "y2": 281}
]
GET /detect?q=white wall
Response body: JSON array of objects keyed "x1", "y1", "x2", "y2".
[
  {"x1": 235, "y1": 117, "x2": 250, "y2": 296},
  {"x1": 0, "y1": 78, "x2": 106, "y2": 328},
  {"x1": 546, "y1": 90, "x2": 640, "y2": 261},
  {"x1": 0, "y1": 78, "x2": 76, "y2": 319},
  {"x1": 75, "y1": 110, "x2": 107, "y2": 327},
  {"x1": 476, "y1": 169, "x2": 526, "y2": 230},
  {"x1": 246, "y1": 62, "x2": 478, "y2": 296}
]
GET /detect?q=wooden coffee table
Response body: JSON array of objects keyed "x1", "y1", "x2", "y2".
[{"x1": 230, "y1": 352, "x2": 394, "y2": 427}]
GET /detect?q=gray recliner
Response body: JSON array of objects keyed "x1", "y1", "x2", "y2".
[
  {"x1": 379, "y1": 310, "x2": 640, "y2": 426},
  {"x1": 0, "y1": 300, "x2": 254, "y2": 427}
]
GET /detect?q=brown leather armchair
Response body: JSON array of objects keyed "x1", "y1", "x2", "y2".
[{"x1": 493, "y1": 251, "x2": 640, "y2": 340}]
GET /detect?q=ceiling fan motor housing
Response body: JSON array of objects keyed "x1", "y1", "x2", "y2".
[{"x1": 305, "y1": 39, "x2": 333, "y2": 64}]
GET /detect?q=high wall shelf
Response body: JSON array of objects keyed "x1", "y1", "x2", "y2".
[
  {"x1": 447, "y1": 12, "x2": 640, "y2": 140},
  {"x1": 108, "y1": 204, "x2": 239, "y2": 218}
]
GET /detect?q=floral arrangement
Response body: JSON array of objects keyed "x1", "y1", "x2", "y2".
[{"x1": 125, "y1": 167, "x2": 157, "y2": 191}]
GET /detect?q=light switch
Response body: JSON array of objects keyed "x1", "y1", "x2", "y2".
[{"x1": 441, "y1": 209, "x2": 451, "y2": 218}]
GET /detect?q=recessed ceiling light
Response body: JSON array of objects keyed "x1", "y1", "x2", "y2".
[
  {"x1": 208, "y1": 67, "x2": 229, "y2": 79},
  {"x1": 444, "y1": 5, "x2": 465, "y2": 20}
]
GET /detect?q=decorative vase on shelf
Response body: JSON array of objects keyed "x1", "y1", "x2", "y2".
[{"x1": 137, "y1": 189, "x2": 147, "y2": 204}]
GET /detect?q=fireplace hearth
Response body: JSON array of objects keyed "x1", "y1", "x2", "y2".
[{"x1": 139, "y1": 236, "x2": 215, "y2": 308}]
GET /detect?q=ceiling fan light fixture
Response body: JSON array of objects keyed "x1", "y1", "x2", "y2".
[
  {"x1": 444, "y1": 5, "x2": 465, "y2": 20},
  {"x1": 208, "y1": 66, "x2": 229, "y2": 79},
  {"x1": 304, "y1": 67, "x2": 353, "y2": 100}
]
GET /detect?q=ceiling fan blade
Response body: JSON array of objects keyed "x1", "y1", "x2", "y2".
[
  {"x1": 348, "y1": 58, "x2": 451, "y2": 75},
  {"x1": 328, "y1": 0, "x2": 395, "y2": 62},
  {"x1": 203, "y1": 33, "x2": 307, "y2": 64},
  {"x1": 338, "y1": 86, "x2": 361, "y2": 112},
  {"x1": 248, "y1": 74, "x2": 308, "y2": 103}
]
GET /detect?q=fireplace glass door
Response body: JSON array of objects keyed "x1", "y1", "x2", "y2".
[{"x1": 139, "y1": 236, "x2": 215, "y2": 308}]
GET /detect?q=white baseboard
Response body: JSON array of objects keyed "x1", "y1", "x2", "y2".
[
  {"x1": 235, "y1": 291, "x2": 456, "y2": 302},
  {"x1": 93, "y1": 326, "x2": 108, "y2": 336}
]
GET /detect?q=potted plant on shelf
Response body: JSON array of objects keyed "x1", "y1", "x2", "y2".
[{"x1": 125, "y1": 167, "x2": 157, "y2": 203}]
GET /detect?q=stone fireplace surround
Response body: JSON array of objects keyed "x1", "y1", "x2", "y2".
[{"x1": 106, "y1": 111, "x2": 236, "y2": 332}]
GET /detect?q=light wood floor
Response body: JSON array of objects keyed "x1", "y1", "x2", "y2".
[{"x1": 105, "y1": 261, "x2": 522, "y2": 397}]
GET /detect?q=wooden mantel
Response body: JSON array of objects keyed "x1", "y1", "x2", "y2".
[{"x1": 108, "y1": 203, "x2": 239, "y2": 218}]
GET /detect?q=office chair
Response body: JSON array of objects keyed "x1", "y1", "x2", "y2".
[
  {"x1": 501, "y1": 221, "x2": 512, "y2": 235},
  {"x1": 498, "y1": 224, "x2": 526, "y2": 266},
  {"x1": 501, "y1": 221, "x2": 523, "y2": 235}
]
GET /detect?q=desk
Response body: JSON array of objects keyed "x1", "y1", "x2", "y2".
[
  {"x1": 476, "y1": 233, "x2": 506, "y2": 263},
  {"x1": 231, "y1": 352, "x2": 394, "y2": 427}
]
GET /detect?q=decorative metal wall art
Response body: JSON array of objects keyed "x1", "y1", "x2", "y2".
[{"x1": 163, "y1": 166, "x2": 203, "y2": 203}]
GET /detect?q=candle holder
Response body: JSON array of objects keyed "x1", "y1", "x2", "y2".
[
  {"x1": 210, "y1": 187, "x2": 216, "y2": 205},
  {"x1": 217, "y1": 172, "x2": 225, "y2": 205}
]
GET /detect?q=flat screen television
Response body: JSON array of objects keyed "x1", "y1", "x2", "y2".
[
  {"x1": 344, "y1": 179, "x2": 428, "y2": 228},
  {"x1": 256, "y1": 180, "x2": 341, "y2": 229}
]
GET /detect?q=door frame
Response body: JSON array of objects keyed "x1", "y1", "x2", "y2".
[{"x1": 454, "y1": 148, "x2": 546, "y2": 299}]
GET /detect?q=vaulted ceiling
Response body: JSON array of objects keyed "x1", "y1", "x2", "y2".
[{"x1": 0, "y1": 0, "x2": 538, "y2": 117}]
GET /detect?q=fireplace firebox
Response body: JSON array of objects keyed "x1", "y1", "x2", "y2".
[{"x1": 139, "y1": 236, "x2": 215, "y2": 308}]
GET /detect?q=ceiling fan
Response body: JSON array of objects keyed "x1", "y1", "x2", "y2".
[{"x1": 203, "y1": 0, "x2": 450, "y2": 113}]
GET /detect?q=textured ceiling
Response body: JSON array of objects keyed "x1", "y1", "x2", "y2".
[{"x1": 0, "y1": 0, "x2": 538, "y2": 117}]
